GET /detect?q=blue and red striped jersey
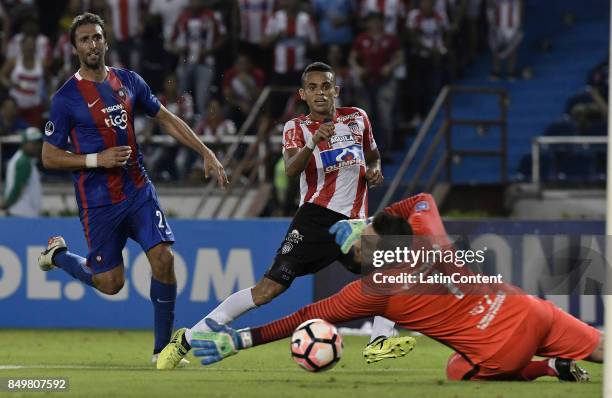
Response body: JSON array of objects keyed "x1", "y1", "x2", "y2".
[{"x1": 44, "y1": 67, "x2": 161, "y2": 209}]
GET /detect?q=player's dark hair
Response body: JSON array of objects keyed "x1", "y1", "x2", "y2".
[
  {"x1": 301, "y1": 62, "x2": 336, "y2": 87},
  {"x1": 69, "y1": 12, "x2": 106, "y2": 47},
  {"x1": 372, "y1": 212, "x2": 413, "y2": 236}
]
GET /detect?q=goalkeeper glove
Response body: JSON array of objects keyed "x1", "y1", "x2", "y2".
[
  {"x1": 190, "y1": 319, "x2": 251, "y2": 365},
  {"x1": 329, "y1": 219, "x2": 368, "y2": 254}
]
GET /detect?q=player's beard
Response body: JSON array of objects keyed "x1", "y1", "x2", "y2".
[{"x1": 83, "y1": 52, "x2": 104, "y2": 70}]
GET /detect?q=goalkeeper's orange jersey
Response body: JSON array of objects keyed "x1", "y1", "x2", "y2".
[{"x1": 251, "y1": 193, "x2": 532, "y2": 365}]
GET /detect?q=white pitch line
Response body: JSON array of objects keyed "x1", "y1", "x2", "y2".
[{"x1": 0, "y1": 365, "x2": 440, "y2": 373}]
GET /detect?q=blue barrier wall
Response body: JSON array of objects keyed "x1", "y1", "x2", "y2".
[
  {"x1": 0, "y1": 218, "x2": 310, "y2": 330},
  {"x1": 0, "y1": 218, "x2": 606, "y2": 329}
]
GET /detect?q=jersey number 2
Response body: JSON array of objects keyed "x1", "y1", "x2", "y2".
[{"x1": 155, "y1": 210, "x2": 166, "y2": 229}]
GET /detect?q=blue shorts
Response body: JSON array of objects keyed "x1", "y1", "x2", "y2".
[{"x1": 78, "y1": 184, "x2": 175, "y2": 274}]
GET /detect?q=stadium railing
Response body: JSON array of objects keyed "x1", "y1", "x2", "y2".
[
  {"x1": 377, "y1": 85, "x2": 509, "y2": 212},
  {"x1": 531, "y1": 135, "x2": 607, "y2": 187},
  {"x1": 0, "y1": 133, "x2": 282, "y2": 190}
]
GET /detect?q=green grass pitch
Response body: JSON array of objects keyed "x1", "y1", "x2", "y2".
[{"x1": 0, "y1": 330, "x2": 602, "y2": 398}]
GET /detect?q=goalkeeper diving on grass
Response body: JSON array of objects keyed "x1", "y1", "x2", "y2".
[{"x1": 189, "y1": 193, "x2": 603, "y2": 382}]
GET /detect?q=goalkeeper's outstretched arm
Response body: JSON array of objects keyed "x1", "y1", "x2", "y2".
[{"x1": 246, "y1": 281, "x2": 390, "y2": 347}]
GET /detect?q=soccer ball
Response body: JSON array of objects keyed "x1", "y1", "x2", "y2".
[{"x1": 290, "y1": 319, "x2": 343, "y2": 372}]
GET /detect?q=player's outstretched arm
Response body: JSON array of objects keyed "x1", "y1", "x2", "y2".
[{"x1": 155, "y1": 104, "x2": 228, "y2": 187}]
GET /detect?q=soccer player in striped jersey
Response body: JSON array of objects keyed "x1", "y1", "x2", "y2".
[
  {"x1": 191, "y1": 193, "x2": 602, "y2": 382},
  {"x1": 157, "y1": 62, "x2": 414, "y2": 369},
  {"x1": 36, "y1": 13, "x2": 227, "y2": 365}
]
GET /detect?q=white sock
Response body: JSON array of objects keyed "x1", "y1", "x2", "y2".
[
  {"x1": 185, "y1": 287, "x2": 256, "y2": 344},
  {"x1": 369, "y1": 316, "x2": 396, "y2": 343}
]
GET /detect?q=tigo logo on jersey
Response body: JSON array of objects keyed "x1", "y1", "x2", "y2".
[{"x1": 320, "y1": 145, "x2": 364, "y2": 173}]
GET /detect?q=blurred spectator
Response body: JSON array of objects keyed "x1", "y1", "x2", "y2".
[
  {"x1": 438, "y1": 0, "x2": 468, "y2": 79},
  {"x1": 139, "y1": 12, "x2": 167, "y2": 95},
  {"x1": 263, "y1": 0, "x2": 318, "y2": 117},
  {"x1": 465, "y1": 0, "x2": 484, "y2": 65},
  {"x1": 209, "y1": 0, "x2": 240, "y2": 74},
  {"x1": 0, "y1": 126, "x2": 42, "y2": 217},
  {"x1": 406, "y1": 0, "x2": 448, "y2": 122},
  {"x1": 6, "y1": 15, "x2": 52, "y2": 68},
  {"x1": 105, "y1": 0, "x2": 146, "y2": 69},
  {"x1": 223, "y1": 53, "x2": 265, "y2": 127},
  {"x1": 486, "y1": 0, "x2": 522, "y2": 80},
  {"x1": 52, "y1": 16, "x2": 77, "y2": 91},
  {"x1": 149, "y1": 0, "x2": 188, "y2": 49},
  {"x1": 144, "y1": 74, "x2": 194, "y2": 181},
  {"x1": 173, "y1": 0, "x2": 227, "y2": 115},
  {"x1": 0, "y1": 2, "x2": 10, "y2": 60},
  {"x1": 0, "y1": 96, "x2": 29, "y2": 135},
  {"x1": 349, "y1": 11, "x2": 403, "y2": 156},
  {"x1": 312, "y1": 0, "x2": 356, "y2": 55},
  {"x1": 183, "y1": 98, "x2": 237, "y2": 179},
  {"x1": 359, "y1": 0, "x2": 406, "y2": 35},
  {"x1": 237, "y1": 0, "x2": 276, "y2": 66},
  {"x1": 263, "y1": 0, "x2": 318, "y2": 83},
  {"x1": 587, "y1": 58, "x2": 608, "y2": 117},
  {"x1": 326, "y1": 44, "x2": 354, "y2": 107},
  {"x1": 1, "y1": 34, "x2": 49, "y2": 128}
]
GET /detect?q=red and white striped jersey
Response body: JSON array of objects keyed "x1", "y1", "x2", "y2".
[
  {"x1": 282, "y1": 107, "x2": 377, "y2": 218},
  {"x1": 173, "y1": 8, "x2": 227, "y2": 65},
  {"x1": 239, "y1": 0, "x2": 276, "y2": 44},
  {"x1": 7, "y1": 33, "x2": 51, "y2": 65},
  {"x1": 487, "y1": 0, "x2": 521, "y2": 31},
  {"x1": 265, "y1": 10, "x2": 317, "y2": 74},
  {"x1": 407, "y1": 8, "x2": 449, "y2": 55},
  {"x1": 53, "y1": 32, "x2": 73, "y2": 76},
  {"x1": 359, "y1": 0, "x2": 407, "y2": 35},
  {"x1": 106, "y1": 0, "x2": 143, "y2": 41}
]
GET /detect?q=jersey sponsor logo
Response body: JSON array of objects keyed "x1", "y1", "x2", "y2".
[
  {"x1": 44, "y1": 121, "x2": 54, "y2": 136},
  {"x1": 320, "y1": 145, "x2": 365, "y2": 173},
  {"x1": 329, "y1": 134, "x2": 355, "y2": 145},
  {"x1": 336, "y1": 111, "x2": 360, "y2": 122},
  {"x1": 101, "y1": 104, "x2": 128, "y2": 130},
  {"x1": 415, "y1": 201, "x2": 429, "y2": 212}
]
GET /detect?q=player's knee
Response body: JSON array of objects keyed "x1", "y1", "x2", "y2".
[
  {"x1": 446, "y1": 353, "x2": 472, "y2": 381},
  {"x1": 96, "y1": 278, "x2": 125, "y2": 295},
  {"x1": 251, "y1": 280, "x2": 286, "y2": 306}
]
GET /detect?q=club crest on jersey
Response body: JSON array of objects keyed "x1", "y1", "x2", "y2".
[
  {"x1": 347, "y1": 121, "x2": 360, "y2": 135},
  {"x1": 415, "y1": 201, "x2": 429, "y2": 212},
  {"x1": 44, "y1": 121, "x2": 54, "y2": 136},
  {"x1": 320, "y1": 145, "x2": 364, "y2": 173}
]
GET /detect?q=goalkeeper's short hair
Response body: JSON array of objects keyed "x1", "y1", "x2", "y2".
[{"x1": 372, "y1": 212, "x2": 413, "y2": 236}]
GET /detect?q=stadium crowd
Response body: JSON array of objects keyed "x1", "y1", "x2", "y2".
[{"x1": 0, "y1": 0, "x2": 522, "y2": 184}]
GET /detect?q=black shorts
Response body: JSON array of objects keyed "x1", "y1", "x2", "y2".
[{"x1": 264, "y1": 203, "x2": 360, "y2": 286}]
